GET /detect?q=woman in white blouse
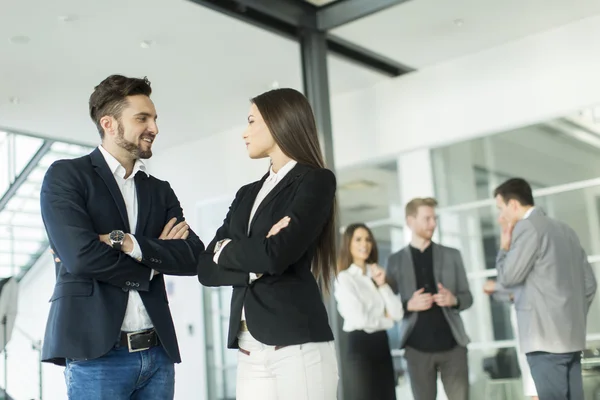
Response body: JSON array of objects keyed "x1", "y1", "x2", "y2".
[{"x1": 334, "y1": 223, "x2": 404, "y2": 400}]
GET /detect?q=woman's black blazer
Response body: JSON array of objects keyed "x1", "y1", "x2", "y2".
[{"x1": 197, "y1": 163, "x2": 336, "y2": 348}]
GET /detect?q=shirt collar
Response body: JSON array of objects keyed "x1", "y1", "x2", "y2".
[
  {"x1": 266, "y1": 160, "x2": 297, "y2": 184},
  {"x1": 523, "y1": 207, "x2": 535, "y2": 220},
  {"x1": 98, "y1": 145, "x2": 149, "y2": 180},
  {"x1": 348, "y1": 264, "x2": 365, "y2": 276}
]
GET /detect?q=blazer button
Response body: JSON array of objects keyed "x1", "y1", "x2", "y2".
[
  {"x1": 122, "y1": 288, "x2": 128, "y2": 292},
  {"x1": 135, "y1": 283, "x2": 139, "y2": 287},
  {"x1": 126, "y1": 281, "x2": 131, "y2": 286}
]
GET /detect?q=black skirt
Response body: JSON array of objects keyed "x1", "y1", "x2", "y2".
[{"x1": 343, "y1": 330, "x2": 397, "y2": 400}]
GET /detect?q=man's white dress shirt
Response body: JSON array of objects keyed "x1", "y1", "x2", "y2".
[{"x1": 98, "y1": 145, "x2": 154, "y2": 332}]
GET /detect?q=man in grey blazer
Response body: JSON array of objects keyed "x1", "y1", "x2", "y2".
[
  {"x1": 494, "y1": 178, "x2": 597, "y2": 400},
  {"x1": 386, "y1": 197, "x2": 473, "y2": 400}
]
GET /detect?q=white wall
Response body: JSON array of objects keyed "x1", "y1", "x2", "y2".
[
  {"x1": 148, "y1": 124, "x2": 270, "y2": 208},
  {"x1": 331, "y1": 13, "x2": 600, "y2": 169}
]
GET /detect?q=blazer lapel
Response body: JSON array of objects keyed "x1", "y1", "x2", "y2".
[
  {"x1": 247, "y1": 164, "x2": 306, "y2": 232},
  {"x1": 90, "y1": 148, "x2": 130, "y2": 233},
  {"x1": 240, "y1": 178, "x2": 266, "y2": 236},
  {"x1": 134, "y1": 172, "x2": 151, "y2": 235},
  {"x1": 432, "y1": 243, "x2": 443, "y2": 285},
  {"x1": 403, "y1": 247, "x2": 418, "y2": 292}
]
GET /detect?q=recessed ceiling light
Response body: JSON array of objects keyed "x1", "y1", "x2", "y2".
[
  {"x1": 9, "y1": 35, "x2": 30, "y2": 45},
  {"x1": 58, "y1": 15, "x2": 77, "y2": 22},
  {"x1": 270, "y1": 81, "x2": 280, "y2": 89},
  {"x1": 140, "y1": 40, "x2": 154, "y2": 49},
  {"x1": 9, "y1": 97, "x2": 20, "y2": 105},
  {"x1": 453, "y1": 18, "x2": 464, "y2": 27}
]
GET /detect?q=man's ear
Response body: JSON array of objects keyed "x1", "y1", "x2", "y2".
[{"x1": 100, "y1": 116, "x2": 117, "y2": 137}]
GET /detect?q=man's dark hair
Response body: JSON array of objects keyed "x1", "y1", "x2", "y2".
[
  {"x1": 89, "y1": 75, "x2": 152, "y2": 138},
  {"x1": 493, "y1": 178, "x2": 535, "y2": 206}
]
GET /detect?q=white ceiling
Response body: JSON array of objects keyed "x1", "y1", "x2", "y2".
[
  {"x1": 2, "y1": 0, "x2": 600, "y2": 151},
  {"x1": 332, "y1": 0, "x2": 600, "y2": 68},
  {"x1": 0, "y1": 0, "x2": 387, "y2": 149}
]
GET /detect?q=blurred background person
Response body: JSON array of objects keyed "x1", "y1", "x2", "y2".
[
  {"x1": 386, "y1": 197, "x2": 472, "y2": 400},
  {"x1": 335, "y1": 223, "x2": 404, "y2": 400},
  {"x1": 494, "y1": 177, "x2": 596, "y2": 399},
  {"x1": 483, "y1": 279, "x2": 538, "y2": 400}
]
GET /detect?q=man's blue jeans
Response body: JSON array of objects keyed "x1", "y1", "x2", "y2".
[{"x1": 64, "y1": 345, "x2": 174, "y2": 399}]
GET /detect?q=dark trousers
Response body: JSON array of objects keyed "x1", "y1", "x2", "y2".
[
  {"x1": 526, "y1": 351, "x2": 583, "y2": 400},
  {"x1": 404, "y1": 346, "x2": 469, "y2": 400},
  {"x1": 344, "y1": 330, "x2": 397, "y2": 400}
]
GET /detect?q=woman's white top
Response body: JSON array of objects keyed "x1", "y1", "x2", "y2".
[{"x1": 334, "y1": 264, "x2": 404, "y2": 333}]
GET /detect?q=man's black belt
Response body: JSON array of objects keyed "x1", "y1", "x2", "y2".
[{"x1": 119, "y1": 328, "x2": 160, "y2": 352}]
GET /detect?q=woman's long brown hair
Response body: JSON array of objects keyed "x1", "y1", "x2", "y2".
[
  {"x1": 337, "y1": 223, "x2": 378, "y2": 272},
  {"x1": 252, "y1": 88, "x2": 338, "y2": 292}
]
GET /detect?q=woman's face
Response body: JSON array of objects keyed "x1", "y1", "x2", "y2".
[
  {"x1": 349, "y1": 227, "x2": 373, "y2": 264},
  {"x1": 242, "y1": 103, "x2": 277, "y2": 159}
]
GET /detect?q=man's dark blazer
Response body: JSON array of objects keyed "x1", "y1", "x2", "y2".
[
  {"x1": 385, "y1": 243, "x2": 473, "y2": 349},
  {"x1": 197, "y1": 163, "x2": 335, "y2": 348},
  {"x1": 40, "y1": 147, "x2": 203, "y2": 365}
]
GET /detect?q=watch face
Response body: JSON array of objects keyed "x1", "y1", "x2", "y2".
[{"x1": 109, "y1": 230, "x2": 125, "y2": 243}]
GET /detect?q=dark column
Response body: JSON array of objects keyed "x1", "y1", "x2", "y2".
[{"x1": 299, "y1": 27, "x2": 348, "y2": 400}]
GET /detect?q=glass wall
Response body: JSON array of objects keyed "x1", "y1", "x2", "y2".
[
  {"x1": 0, "y1": 130, "x2": 93, "y2": 279},
  {"x1": 337, "y1": 160, "x2": 403, "y2": 258},
  {"x1": 430, "y1": 110, "x2": 600, "y2": 398}
]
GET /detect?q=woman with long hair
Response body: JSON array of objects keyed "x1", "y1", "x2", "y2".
[
  {"x1": 334, "y1": 223, "x2": 404, "y2": 400},
  {"x1": 197, "y1": 88, "x2": 339, "y2": 400}
]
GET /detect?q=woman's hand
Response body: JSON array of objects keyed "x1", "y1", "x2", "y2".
[
  {"x1": 370, "y1": 264, "x2": 387, "y2": 287},
  {"x1": 266, "y1": 216, "x2": 291, "y2": 238}
]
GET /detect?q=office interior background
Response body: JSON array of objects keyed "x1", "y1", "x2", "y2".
[{"x1": 3, "y1": 0, "x2": 600, "y2": 398}]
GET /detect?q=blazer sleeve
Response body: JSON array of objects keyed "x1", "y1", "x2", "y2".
[
  {"x1": 490, "y1": 282, "x2": 515, "y2": 304},
  {"x1": 197, "y1": 187, "x2": 254, "y2": 287},
  {"x1": 134, "y1": 182, "x2": 204, "y2": 276},
  {"x1": 385, "y1": 254, "x2": 399, "y2": 293},
  {"x1": 581, "y1": 246, "x2": 597, "y2": 314},
  {"x1": 40, "y1": 161, "x2": 152, "y2": 291},
  {"x1": 217, "y1": 168, "x2": 336, "y2": 276},
  {"x1": 385, "y1": 253, "x2": 410, "y2": 312},
  {"x1": 453, "y1": 249, "x2": 473, "y2": 311},
  {"x1": 496, "y1": 220, "x2": 539, "y2": 288}
]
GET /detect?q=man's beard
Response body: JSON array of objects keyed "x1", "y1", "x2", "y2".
[
  {"x1": 115, "y1": 124, "x2": 153, "y2": 159},
  {"x1": 417, "y1": 228, "x2": 434, "y2": 241}
]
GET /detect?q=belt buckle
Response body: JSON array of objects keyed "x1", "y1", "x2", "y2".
[{"x1": 127, "y1": 331, "x2": 151, "y2": 353}]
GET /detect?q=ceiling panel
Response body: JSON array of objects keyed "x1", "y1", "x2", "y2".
[
  {"x1": 332, "y1": 0, "x2": 600, "y2": 68},
  {"x1": 0, "y1": 0, "x2": 388, "y2": 150}
]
